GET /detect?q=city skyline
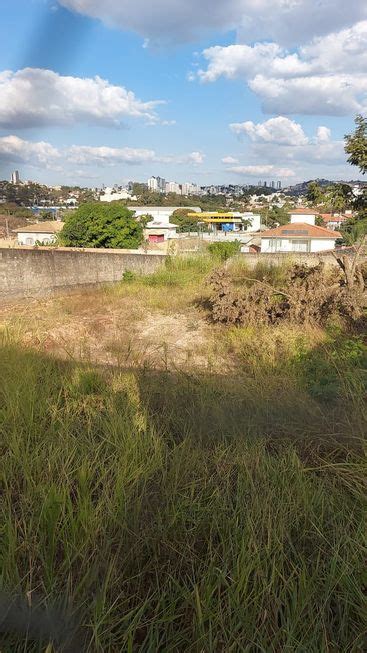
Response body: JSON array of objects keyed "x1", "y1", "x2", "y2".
[{"x1": 0, "y1": 1, "x2": 366, "y2": 186}]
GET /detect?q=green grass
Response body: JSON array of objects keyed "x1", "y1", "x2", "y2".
[
  {"x1": 0, "y1": 256, "x2": 366, "y2": 650},
  {"x1": 0, "y1": 323, "x2": 366, "y2": 651}
]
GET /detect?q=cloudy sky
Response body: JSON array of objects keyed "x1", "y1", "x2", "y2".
[{"x1": 0, "y1": 0, "x2": 366, "y2": 186}]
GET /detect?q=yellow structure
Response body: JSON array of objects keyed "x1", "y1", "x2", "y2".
[{"x1": 187, "y1": 212, "x2": 242, "y2": 223}]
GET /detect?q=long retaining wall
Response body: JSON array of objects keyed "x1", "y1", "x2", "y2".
[
  {"x1": 0, "y1": 246, "x2": 166, "y2": 299},
  {"x1": 1, "y1": 246, "x2": 363, "y2": 301}
]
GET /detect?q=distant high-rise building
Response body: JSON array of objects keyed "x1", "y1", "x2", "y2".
[
  {"x1": 11, "y1": 170, "x2": 20, "y2": 185},
  {"x1": 166, "y1": 181, "x2": 182, "y2": 194},
  {"x1": 258, "y1": 180, "x2": 262, "y2": 187},
  {"x1": 277, "y1": 181, "x2": 282, "y2": 189},
  {"x1": 271, "y1": 181, "x2": 275, "y2": 189},
  {"x1": 264, "y1": 181, "x2": 267, "y2": 188},
  {"x1": 147, "y1": 176, "x2": 158, "y2": 192},
  {"x1": 148, "y1": 176, "x2": 166, "y2": 192}
]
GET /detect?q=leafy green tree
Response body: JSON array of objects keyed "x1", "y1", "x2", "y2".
[
  {"x1": 325, "y1": 184, "x2": 353, "y2": 214},
  {"x1": 340, "y1": 211, "x2": 367, "y2": 245},
  {"x1": 60, "y1": 203, "x2": 143, "y2": 249},
  {"x1": 307, "y1": 182, "x2": 326, "y2": 205},
  {"x1": 345, "y1": 114, "x2": 367, "y2": 174},
  {"x1": 171, "y1": 208, "x2": 203, "y2": 232},
  {"x1": 262, "y1": 205, "x2": 290, "y2": 227},
  {"x1": 38, "y1": 210, "x2": 55, "y2": 221},
  {"x1": 342, "y1": 115, "x2": 367, "y2": 243}
]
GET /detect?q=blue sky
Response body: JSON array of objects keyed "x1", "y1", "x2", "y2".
[{"x1": 0, "y1": 0, "x2": 366, "y2": 186}]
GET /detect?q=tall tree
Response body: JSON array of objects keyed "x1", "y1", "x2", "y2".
[
  {"x1": 60, "y1": 203, "x2": 144, "y2": 249},
  {"x1": 342, "y1": 116, "x2": 367, "y2": 244},
  {"x1": 345, "y1": 115, "x2": 367, "y2": 175},
  {"x1": 306, "y1": 181, "x2": 326, "y2": 206}
]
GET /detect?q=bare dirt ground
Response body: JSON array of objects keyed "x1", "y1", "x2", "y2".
[{"x1": 0, "y1": 290, "x2": 221, "y2": 371}]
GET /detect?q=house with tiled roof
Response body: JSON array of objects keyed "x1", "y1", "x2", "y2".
[
  {"x1": 13, "y1": 221, "x2": 63, "y2": 246},
  {"x1": 319, "y1": 213, "x2": 350, "y2": 230},
  {"x1": 261, "y1": 212, "x2": 341, "y2": 253}
]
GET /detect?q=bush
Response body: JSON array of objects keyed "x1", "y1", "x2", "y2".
[
  {"x1": 208, "y1": 240, "x2": 241, "y2": 261},
  {"x1": 122, "y1": 270, "x2": 136, "y2": 282},
  {"x1": 60, "y1": 203, "x2": 143, "y2": 249}
]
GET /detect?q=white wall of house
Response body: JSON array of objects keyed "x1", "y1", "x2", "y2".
[
  {"x1": 309, "y1": 238, "x2": 337, "y2": 252},
  {"x1": 261, "y1": 237, "x2": 337, "y2": 253},
  {"x1": 130, "y1": 206, "x2": 201, "y2": 223},
  {"x1": 17, "y1": 232, "x2": 57, "y2": 246},
  {"x1": 290, "y1": 214, "x2": 316, "y2": 225},
  {"x1": 243, "y1": 213, "x2": 261, "y2": 231},
  {"x1": 100, "y1": 189, "x2": 135, "y2": 202}
]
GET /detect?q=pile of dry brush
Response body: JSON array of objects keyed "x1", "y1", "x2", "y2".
[{"x1": 208, "y1": 244, "x2": 367, "y2": 330}]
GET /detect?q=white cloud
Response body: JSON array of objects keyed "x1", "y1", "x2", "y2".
[
  {"x1": 222, "y1": 156, "x2": 239, "y2": 164},
  {"x1": 0, "y1": 135, "x2": 60, "y2": 168},
  {"x1": 67, "y1": 145, "x2": 158, "y2": 166},
  {"x1": 315, "y1": 126, "x2": 331, "y2": 145},
  {"x1": 225, "y1": 118, "x2": 347, "y2": 180},
  {"x1": 230, "y1": 117, "x2": 309, "y2": 146},
  {"x1": 187, "y1": 151, "x2": 205, "y2": 165},
  {"x1": 197, "y1": 20, "x2": 367, "y2": 115},
  {"x1": 229, "y1": 164, "x2": 295, "y2": 178},
  {"x1": 249, "y1": 73, "x2": 367, "y2": 116},
  {"x1": 58, "y1": 1, "x2": 367, "y2": 46},
  {"x1": 67, "y1": 145, "x2": 206, "y2": 167},
  {"x1": 0, "y1": 68, "x2": 164, "y2": 128},
  {"x1": 0, "y1": 135, "x2": 206, "y2": 173}
]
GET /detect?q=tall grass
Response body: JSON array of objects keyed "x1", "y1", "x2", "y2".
[{"x1": 0, "y1": 326, "x2": 366, "y2": 651}]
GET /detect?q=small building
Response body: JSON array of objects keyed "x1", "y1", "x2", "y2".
[
  {"x1": 319, "y1": 213, "x2": 349, "y2": 230},
  {"x1": 289, "y1": 208, "x2": 320, "y2": 225},
  {"x1": 187, "y1": 211, "x2": 261, "y2": 236},
  {"x1": 100, "y1": 188, "x2": 136, "y2": 202},
  {"x1": 130, "y1": 206, "x2": 202, "y2": 223},
  {"x1": 261, "y1": 222, "x2": 341, "y2": 253},
  {"x1": 144, "y1": 220, "x2": 177, "y2": 243},
  {"x1": 13, "y1": 221, "x2": 63, "y2": 246}
]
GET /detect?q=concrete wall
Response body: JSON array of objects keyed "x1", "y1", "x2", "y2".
[
  {"x1": 240, "y1": 251, "x2": 363, "y2": 268},
  {"x1": 0, "y1": 246, "x2": 166, "y2": 299}
]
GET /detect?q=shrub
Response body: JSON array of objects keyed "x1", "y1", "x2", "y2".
[
  {"x1": 60, "y1": 203, "x2": 143, "y2": 249},
  {"x1": 122, "y1": 270, "x2": 136, "y2": 282},
  {"x1": 208, "y1": 240, "x2": 241, "y2": 261}
]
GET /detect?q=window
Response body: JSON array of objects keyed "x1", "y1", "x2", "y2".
[
  {"x1": 25, "y1": 237, "x2": 34, "y2": 245},
  {"x1": 291, "y1": 239, "x2": 310, "y2": 252}
]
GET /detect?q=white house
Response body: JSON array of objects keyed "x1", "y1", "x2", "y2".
[
  {"x1": 100, "y1": 187, "x2": 137, "y2": 202},
  {"x1": 13, "y1": 221, "x2": 63, "y2": 246},
  {"x1": 289, "y1": 208, "x2": 320, "y2": 224},
  {"x1": 144, "y1": 220, "x2": 177, "y2": 243},
  {"x1": 319, "y1": 213, "x2": 349, "y2": 230},
  {"x1": 261, "y1": 212, "x2": 341, "y2": 253}
]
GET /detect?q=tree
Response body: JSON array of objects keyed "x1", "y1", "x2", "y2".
[
  {"x1": 38, "y1": 209, "x2": 55, "y2": 221},
  {"x1": 345, "y1": 114, "x2": 367, "y2": 174},
  {"x1": 342, "y1": 116, "x2": 367, "y2": 243},
  {"x1": 170, "y1": 208, "x2": 203, "y2": 232},
  {"x1": 60, "y1": 203, "x2": 144, "y2": 249},
  {"x1": 325, "y1": 183, "x2": 353, "y2": 214},
  {"x1": 262, "y1": 205, "x2": 290, "y2": 227},
  {"x1": 307, "y1": 181, "x2": 326, "y2": 205}
]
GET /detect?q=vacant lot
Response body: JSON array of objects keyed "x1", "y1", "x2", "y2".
[{"x1": 0, "y1": 256, "x2": 366, "y2": 651}]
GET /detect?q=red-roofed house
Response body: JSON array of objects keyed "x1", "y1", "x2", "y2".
[
  {"x1": 261, "y1": 222, "x2": 341, "y2": 253},
  {"x1": 319, "y1": 213, "x2": 349, "y2": 230}
]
